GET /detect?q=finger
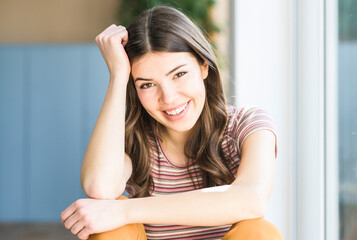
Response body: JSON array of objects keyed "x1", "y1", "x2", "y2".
[
  {"x1": 102, "y1": 24, "x2": 118, "y2": 34},
  {"x1": 95, "y1": 24, "x2": 118, "y2": 42},
  {"x1": 96, "y1": 27, "x2": 125, "y2": 47},
  {"x1": 105, "y1": 26, "x2": 128, "y2": 45},
  {"x1": 70, "y1": 219, "x2": 85, "y2": 235},
  {"x1": 77, "y1": 227, "x2": 91, "y2": 240},
  {"x1": 61, "y1": 202, "x2": 78, "y2": 224},
  {"x1": 101, "y1": 25, "x2": 126, "y2": 37},
  {"x1": 64, "y1": 209, "x2": 81, "y2": 230},
  {"x1": 114, "y1": 25, "x2": 128, "y2": 46},
  {"x1": 121, "y1": 28, "x2": 129, "y2": 47}
]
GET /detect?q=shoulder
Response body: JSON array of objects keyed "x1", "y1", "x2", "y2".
[
  {"x1": 225, "y1": 105, "x2": 275, "y2": 133},
  {"x1": 223, "y1": 105, "x2": 277, "y2": 157}
]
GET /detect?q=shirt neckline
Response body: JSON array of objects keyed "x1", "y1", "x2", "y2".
[{"x1": 155, "y1": 122, "x2": 196, "y2": 168}]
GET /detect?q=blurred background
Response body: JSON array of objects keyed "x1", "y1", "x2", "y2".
[{"x1": 0, "y1": 0, "x2": 356, "y2": 240}]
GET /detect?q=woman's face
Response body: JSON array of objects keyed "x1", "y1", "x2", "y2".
[{"x1": 131, "y1": 52, "x2": 209, "y2": 135}]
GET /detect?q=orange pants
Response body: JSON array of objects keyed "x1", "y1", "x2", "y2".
[{"x1": 89, "y1": 195, "x2": 283, "y2": 240}]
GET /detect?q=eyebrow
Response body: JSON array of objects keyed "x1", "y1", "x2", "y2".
[{"x1": 134, "y1": 64, "x2": 187, "y2": 82}]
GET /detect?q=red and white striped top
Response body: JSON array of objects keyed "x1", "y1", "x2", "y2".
[{"x1": 126, "y1": 105, "x2": 277, "y2": 240}]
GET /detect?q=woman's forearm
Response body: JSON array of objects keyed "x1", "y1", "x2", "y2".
[
  {"x1": 123, "y1": 184, "x2": 266, "y2": 226},
  {"x1": 81, "y1": 75, "x2": 128, "y2": 199}
]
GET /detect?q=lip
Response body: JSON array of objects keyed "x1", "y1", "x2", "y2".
[
  {"x1": 162, "y1": 100, "x2": 190, "y2": 121},
  {"x1": 162, "y1": 100, "x2": 190, "y2": 112}
]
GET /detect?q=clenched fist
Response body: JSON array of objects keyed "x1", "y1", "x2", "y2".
[
  {"x1": 95, "y1": 24, "x2": 131, "y2": 82},
  {"x1": 61, "y1": 198, "x2": 128, "y2": 240}
]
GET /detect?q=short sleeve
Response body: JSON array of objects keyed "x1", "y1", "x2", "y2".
[{"x1": 227, "y1": 106, "x2": 278, "y2": 159}]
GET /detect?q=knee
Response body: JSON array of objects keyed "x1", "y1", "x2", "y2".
[
  {"x1": 223, "y1": 218, "x2": 283, "y2": 240},
  {"x1": 88, "y1": 195, "x2": 147, "y2": 240},
  {"x1": 89, "y1": 223, "x2": 146, "y2": 240}
]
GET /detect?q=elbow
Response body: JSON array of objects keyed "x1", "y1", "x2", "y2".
[
  {"x1": 81, "y1": 179, "x2": 125, "y2": 200},
  {"x1": 250, "y1": 187, "x2": 271, "y2": 218},
  {"x1": 250, "y1": 198, "x2": 268, "y2": 219},
  {"x1": 232, "y1": 184, "x2": 270, "y2": 219}
]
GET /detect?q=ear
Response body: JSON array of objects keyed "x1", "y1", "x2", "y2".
[{"x1": 200, "y1": 61, "x2": 209, "y2": 80}]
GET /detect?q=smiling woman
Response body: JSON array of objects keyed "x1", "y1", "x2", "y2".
[
  {"x1": 132, "y1": 52, "x2": 207, "y2": 135},
  {"x1": 60, "y1": 5, "x2": 282, "y2": 240}
]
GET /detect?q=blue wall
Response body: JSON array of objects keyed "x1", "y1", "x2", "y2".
[{"x1": 0, "y1": 45, "x2": 113, "y2": 221}]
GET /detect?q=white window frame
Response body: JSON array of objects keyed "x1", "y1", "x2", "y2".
[
  {"x1": 296, "y1": 0, "x2": 325, "y2": 239},
  {"x1": 325, "y1": 0, "x2": 339, "y2": 239},
  {"x1": 297, "y1": 0, "x2": 339, "y2": 239},
  {"x1": 231, "y1": 1, "x2": 296, "y2": 239},
  {"x1": 231, "y1": 0, "x2": 339, "y2": 239}
]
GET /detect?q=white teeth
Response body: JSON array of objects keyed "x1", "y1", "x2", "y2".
[{"x1": 165, "y1": 102, "x2": 188, "y2": 116}]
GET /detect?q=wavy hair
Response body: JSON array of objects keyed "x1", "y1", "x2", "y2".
[{"x1": 124, "y1": 6, "x2": 235, "y2": 198}]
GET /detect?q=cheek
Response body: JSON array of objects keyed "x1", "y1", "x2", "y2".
[
  {"x1": 136, "y1": 90, "x2": 155, "y2": 111},
  {"x1": 196, "y1": 81, "x2": 206, "y2": 105},
  {"x1": 136, "y1": 91, "x2": 146, "y2": 107},
  {"x1": 189, "y1": 77, "x2": 206, "y2": 97}
]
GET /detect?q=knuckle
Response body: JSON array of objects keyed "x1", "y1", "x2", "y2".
[
  {"x1": 74, "y1": 199, "x2": 84, "y2": 207},
  {"x1": 83, "y1": 214, "x2": 91, "y2": 224},
  {"x1": 107, "y1": 36, "x2": 113, "y2": 43},
  {"x1": 77, "y1": 208, "x2": 86, "y2": 217},
  {"x1": 86, "y1": 223, "x2": 94, "y2": 232},
  {"x1": 73, "y1": 200, "x2": 80, "y2": 208},
  {"x1": 102, "y1": 36, "x2": 109, "y2": 42},
  {"x1": 108, "y1": 36, "x2": 117, "y2": 42},
  {"x1": 97, "y1": 35, "x2": 104, "y2": 43},
  {"x1": 105, "y1": 24, "x2": 115, "y2": 31}
]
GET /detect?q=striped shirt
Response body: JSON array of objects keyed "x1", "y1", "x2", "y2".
[{"x1": 126, "y1": 105, "x2": 277, "y2": 240}]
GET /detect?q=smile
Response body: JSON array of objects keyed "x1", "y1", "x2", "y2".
[{"x1": 164, "y1": 101, "x2": 189, "y2": 116}]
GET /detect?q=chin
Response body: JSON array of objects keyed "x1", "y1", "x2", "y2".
[
  {"x1": 170, "y1": 125, "x2": 194, "y2": 133},
  {"x1": 164, "y1": 117, "x2": 200, "y2": 133}
]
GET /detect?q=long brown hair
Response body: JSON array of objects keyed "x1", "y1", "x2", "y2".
[{"x1": 124, "y1": 6, "x2": 235, "y2": 198}]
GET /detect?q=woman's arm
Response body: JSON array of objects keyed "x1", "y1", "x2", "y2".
[
  {"x1": 61, "y1": 130, "x2": 275, "y2": 239},
  {"x1": 123, "y1": 129, "x2": 276, "y2": 226},
  {"x1": 81, "y1": 25, "x2": 132, "y2": 200}
]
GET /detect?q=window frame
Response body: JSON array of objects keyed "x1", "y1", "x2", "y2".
[
  {"x1": 325, "y1": 0, "x2": 339, "y2": 239},
  {"x1": 230, "y1": 0, "x2": 340, "y2": 239}
]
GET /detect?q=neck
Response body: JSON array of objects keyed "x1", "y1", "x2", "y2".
[{"x1": 158, "y1": 124, "x2": 189, "y2": 150}]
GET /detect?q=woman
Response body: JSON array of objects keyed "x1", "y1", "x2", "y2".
[{"x1": 61, "y1": 6, "x2": 282, "y2": 240}]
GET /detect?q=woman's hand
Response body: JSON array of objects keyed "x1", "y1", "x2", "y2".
[
  {"x1": 95, "y1": 24, "x2": 131, "y2": 82},
  {"x1": 61, "y1": 198, "x2": 127, "y2": 240}
]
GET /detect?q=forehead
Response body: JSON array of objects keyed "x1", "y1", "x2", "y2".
[{"x1": 131, "y1": 52, "x2": 199, "y2": 77}]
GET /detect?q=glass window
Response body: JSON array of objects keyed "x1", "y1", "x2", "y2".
[{"x1": 338, "y1": 0, "x2": 357, "y2": 239}]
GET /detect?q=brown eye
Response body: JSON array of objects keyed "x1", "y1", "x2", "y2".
[
  {"x1": 173, "y1": 72, "x2": 187, "y2": 79},
  {"x1": 140, "y1": 83, "x2": 154, "y2": 89}
]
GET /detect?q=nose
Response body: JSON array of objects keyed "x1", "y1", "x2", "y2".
[{"x1": 159, "y1": 82, "x2": 177, "y2": 104}]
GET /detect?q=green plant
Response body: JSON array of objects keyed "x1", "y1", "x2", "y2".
[{"x1": 339, "y1": 0, "x2": 357, "y2": 41}]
